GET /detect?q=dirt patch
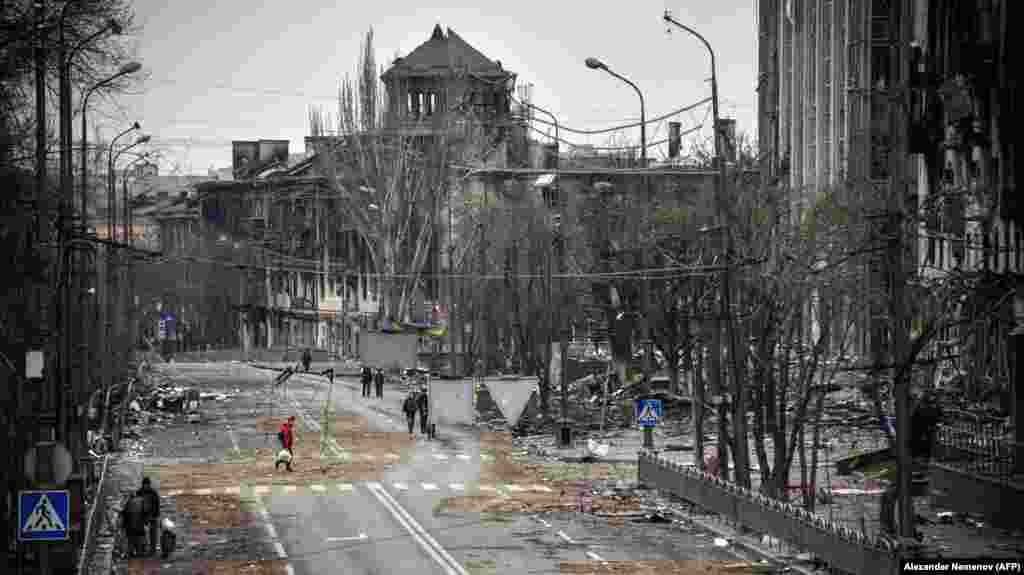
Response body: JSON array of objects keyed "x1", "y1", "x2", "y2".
[
  {"x1": 559, "y1": 561, "x2": 774, "y2": 574},
  {"x1": 256, "y1": 415, "x2": 415, "y2": 461},
  {"x1": 435, "y1": 493, "x2": 641, "y2": 515},
  {"x1": 123, "y1": 558, "x2": 291, "y2": 575},
  {"x1": 174, "y1": 494, "x2": 258, "y2": 529},
  {"x1": 479, "y1": 432, "x2": 637, "y2": 484}
]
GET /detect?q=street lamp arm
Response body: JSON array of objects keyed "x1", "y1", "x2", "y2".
[
  {"x1": 602, "y1": 69, "x2": 646, "y2": 123},
  {"x1": 663, "y1": 13, "x2": 716, "y2": 70}
]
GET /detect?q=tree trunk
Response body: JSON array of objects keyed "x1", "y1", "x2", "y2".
[{"x1": 806, "y1": 387, "x2": 826, "y2": 511}]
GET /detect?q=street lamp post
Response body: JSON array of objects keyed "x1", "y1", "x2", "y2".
[
  {"x1": 585, "y1": 57, "x2": 653, "y2": 448},
  {"x1": 665, "y1": 11, "x2": 750, "y2": 486}
]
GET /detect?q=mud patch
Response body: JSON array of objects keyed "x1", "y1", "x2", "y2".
[
  {"x1": 123, "y1": 558, "x2": 291, "y2": 575},
  {"x1": 434, "y1": 493, "x2": 641, "y2": 515},
  {"x1": 559, "y1": 560, "x2": 775, "y2": 574},
  {"x1": 174, "y1": 494, "x2": 258, "y2": 529}
]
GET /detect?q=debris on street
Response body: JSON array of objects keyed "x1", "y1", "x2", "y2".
[
  {"x1": 123, "y1": 559, "x2": 291, "y2": 575},
  {"x1": 557, "y1": 560, "x2": 778, "y2": 574}
]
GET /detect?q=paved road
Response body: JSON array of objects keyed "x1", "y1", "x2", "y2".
[{"x1": 151, "y1": 362, "x2": 744, "y2": 574}]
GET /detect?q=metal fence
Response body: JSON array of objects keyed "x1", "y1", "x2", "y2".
[
  {"x1": 75, "y1": 454, "x2": 111, "y2": 575},
  {"x1": 934, "y1": 411, "x2": 1020, "y2": 484}
]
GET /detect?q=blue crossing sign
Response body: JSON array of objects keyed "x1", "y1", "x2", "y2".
[
  {"x1": 18, "y1": 490, "x2": 69, "y2": 541},
  {"x1": 636, "y1": 399, "x2": 663, "y2": 428}
]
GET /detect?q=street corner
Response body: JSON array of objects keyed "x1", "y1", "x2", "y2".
[
  {"x1": 559, "y1": 560, "x2": 777, "y2": 574},
  {"x1": 123, "y1": 558, "x2": 292, "y2": 575}
]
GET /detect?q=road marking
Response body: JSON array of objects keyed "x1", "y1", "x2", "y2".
[
  {"x1": 283, "y1": 485, "x2": 297, "y2": 494},
  {"x1": 194, "y1": 488, "x2": 213, "y2": 495},
  {"x1": 253, "y1": 501, "x2": 294, "y2": 575},
  {"x1": 393, "y1": 483, "x2": 409, "y2": 491},
  {"x1": 254, "y1": 485, "x2": 271, "y2": 496},
  {"x1": 228, "y1": 429, "x2": 241, "y2": 456},
  {"x1": 433, "y1": 453, "x2": 449, "y2": 461},
  {"x1": 310, "y1": 484, "x2": 326, "y2": 493},
  {"x1": 167, "y1": 490, "x2": 184, "y2": 497},
  {"x1": 449, "y1": 483, "x2": 465, "y2": 492},
  {"x1": 506, "y1": 485, "x2": 526, "y2": 492},
  {"x1": 325, "y1": 533, "x2": 368, "y2": 543},
  {"x1": 422, "y1": 483, "x2": 439, "y2": 491},
  {"x1": 386, "y1": 453, "x2": 400, "y2": 459},
  {"x1": 366, "y1": 482, "x2": 469, "y2": 575},
  {"x1": 531, "y1": 484, "x2": 553, "y2": 493},
  {"x1": 456, "y1": 454, "x2": 471, "y2": 461},
  {"x1": 336, "y1": 483, "x2": 354, "y2": 494},
  {"x1": 557, "y1": 530, "x2": 576, "y2": 544},
  {"x1": 479, "y1": 485, "x2": 498, "y2": 493},
  {"x1": 533, "y1": 516, "x2": 551, "y2": 528},
  {"x1": 586, "y1": 551, "x2": 607, "y2": 562},
  {"x1": 224, "y1": 486, "x2": 241, "y2": 495},
  {"x1": 481, "y1": 454, "x2": 494, "y2": 462}
]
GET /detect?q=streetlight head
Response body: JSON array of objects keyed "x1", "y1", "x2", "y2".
[
  {"x1": 130, "y1": 121, "x2": 140, "y2": 130},
  {"x1": 107, "y1": 19, "x2": 123, "y2": 35},
  {"x1": 585, "y1": 57, "x2": 606, "y2": 70},
  {"x1": 119, "y1": 61, "x2": 142, "y2": 75}
]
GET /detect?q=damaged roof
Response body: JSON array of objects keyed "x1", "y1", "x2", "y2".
[{"x1": 382, "y1": 25, "x2": 508, "y2": 79}]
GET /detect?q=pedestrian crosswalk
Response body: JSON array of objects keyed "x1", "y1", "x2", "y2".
[
  {"x1": 274, "y1": 451, "x2": 495, "y2": 463},
  {"x1": 163, "y1": 481, "x2": 557, "y2": 498}
]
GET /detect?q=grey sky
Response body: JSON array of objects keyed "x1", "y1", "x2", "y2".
[{"x1": 113, "y1": 0, "x2": 757, "y2": 175}]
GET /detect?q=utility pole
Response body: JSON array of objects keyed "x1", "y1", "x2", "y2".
[{"x1": 478, "y1": 186, "x2": 487, "y2": 378}]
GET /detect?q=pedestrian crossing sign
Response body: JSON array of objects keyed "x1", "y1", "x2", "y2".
[
  {"x1": 635, "y1": 399, "x2": 662, "y2": 428},
  {"x1": 18, "y1": 490, "x2": 69, "y2": 541}
]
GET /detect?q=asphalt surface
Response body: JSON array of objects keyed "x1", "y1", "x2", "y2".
[{"x1": 144, "y1": 362, "x2": 744, "y2": 574}]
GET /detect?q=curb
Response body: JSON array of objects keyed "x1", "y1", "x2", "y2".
[
  {"x1": 531, "y1": 445, "x2": 639, "y2": 464},
  {"x1": 670, "y1": 508, "x2": 818, "y2": 575}
]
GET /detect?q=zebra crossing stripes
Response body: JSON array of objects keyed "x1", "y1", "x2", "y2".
[{"x1": 161, "y1": 481, "x2": 556, "y2": 498}]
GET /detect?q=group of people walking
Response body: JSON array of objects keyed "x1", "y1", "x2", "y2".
[
  {"x1": 403, "y1": 387, "x2": 430, "y2": 436},
  {"x1": 120, "y1": 477, "x2": 175, "y2": 559},
  {"x1": 361, "y1": 365, "x2": 385, "y2": 399}
]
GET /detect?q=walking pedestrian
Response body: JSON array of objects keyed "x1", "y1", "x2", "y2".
[
  {"x1": 276, "y1": 416, "x2": 295, "y2": 472},
  {"x1": 361, "y1": 366, "x2": 372, "y2": 397},
  {"x1": 120, "y1": 492, "x2": 148, "y2": 558},
  {"x1": 136, "y1": 477, "x2": 161, "y2": 556},
  {"x1": 403, "y1": 391, "x2": 418, "y2": 435},
  {"x1": 301, "y1": 348, "x2": 312, "y2": 373},
  {"x1": 416, "y1": 386, "x2": 429, "y2": 435},
  {"x1": 374, "y1": 368, "x2": 385, "y2": 399}
]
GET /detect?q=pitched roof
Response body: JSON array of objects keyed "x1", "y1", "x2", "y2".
[{"x1": 382, "y1": 25, "x2": 508, "y2": 79}]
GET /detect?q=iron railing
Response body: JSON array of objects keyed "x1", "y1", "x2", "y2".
[
  {"x1": 75, "y1": 454, "x2": 111, "y2": 575},
  {"x1": 934, "y1": 413, "x2": 1019, "y2": 483}
]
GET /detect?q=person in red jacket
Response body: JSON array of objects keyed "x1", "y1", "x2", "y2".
[{"x1": 275, "y1": 416, "x2": 296, "y2": 471}]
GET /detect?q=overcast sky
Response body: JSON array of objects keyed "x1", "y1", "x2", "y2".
[{"x1": 110, "y1": 0, "x2": 758, "y2": 175}]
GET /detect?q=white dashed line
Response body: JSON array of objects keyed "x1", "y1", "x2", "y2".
[
  {"x1": 480, "y1": 454, "x2": 494, "y2": 462},
  {"x1": 531, "y1": 485, "x2": 553, "y2": 492},
  {"x1": 283, "y1": 485, "x2": 297, "y2": 494},
  {"x1": 456, "y1": 454, "x2": 471, "y2": 461},
  {"x1": 586, "y1": 551, "x2": 607, "y2": 562},
  {"x1": 194, "y1": 488, "x2": 213, "y2": 495},
  {"x1": 533, "y1": 516, "x2": 552, "y2": 528},
  {"x1": 310, "y1": 484, "x2": 326, "y2": 493},
  {"x1": 167, "y1": 490, "x2": 184, "y2": 497},
  {"x1": 432, "y1": 453, "x2": 449, "y2": 461},
  {"x1": 557, "y1": 530, "x2": 576, "y2": 544},
  {"x1": 254, "y1": 486, "x2": 271, "y2": 496},
  {"x1": 478, "y1": 485, "x2": 497, "y2": 493},
  {"x1": 506, "y1": 485, "x2": 526, "y2": 492},
  {"x1": 449, "y1": 483, "x2": 465, "y2": 492},
  {"x1": 422, "y1": 483, "x2": 439, "y2": 491},
  {"x1": 223, "y1": 486, "x2": 241, "y2": 495},
  {"x1": 336, "y1": 483, "x2": 354, "y2": 493},
  {"x1": 393, "y1": 483, "x2": 409, "y2": 491}
]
